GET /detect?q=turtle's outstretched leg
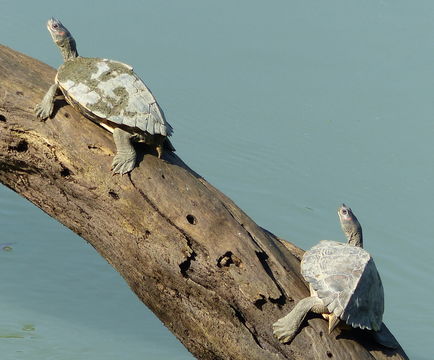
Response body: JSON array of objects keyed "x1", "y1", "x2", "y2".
[
  {"x1": 273, "y1": 296, "x2": 326, "y2": 343},
  {"x1": 112, "y1": 128, "x2": 136, "y2": 174},
  {"x1": 34, "y1": 84, "x2": 59, "y2": 119}
]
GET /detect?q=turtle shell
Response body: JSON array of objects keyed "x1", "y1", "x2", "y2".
[
  {"x1": 301, "y1": 240, "x2": 384, "y2": 331},
  {"x1": 56, "y1": 57, "x2": 173, "y2": 136}
]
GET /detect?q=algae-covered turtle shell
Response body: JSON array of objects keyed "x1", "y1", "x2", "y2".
[{"x1": 56, "y1": 57, "x2": 173, "y2": 137}]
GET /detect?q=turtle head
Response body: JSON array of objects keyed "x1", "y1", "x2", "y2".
[
  {"x1": 47, "y1": 18, "x2": 78, "y2": 61},
  {"x1": 337, "y1": 204, "x2": 363, "y2": 247}
]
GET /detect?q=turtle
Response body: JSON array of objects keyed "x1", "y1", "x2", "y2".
[
  {"x1": 273, "y1": 204, "x2": 399, "y2": 348},
  {"x1": 34, "y1": 18, "x2": 174, "y2": 174}
]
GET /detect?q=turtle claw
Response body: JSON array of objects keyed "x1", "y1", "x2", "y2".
[
  {"x1": 272, "y1": 317, "x2": 297, "y2": 344},
  {"x1": 34, "y1": 102, "x2": 53, "y2": 120},
  {"x1": 112, "y1": 128, "x2": 137, "y2": 174},
  {"x1": 34, "y1": 83, "x2": 58, "y2": 120},
  {"x1": 111, "y1": 153, "x2": 136, "y2": 175}
]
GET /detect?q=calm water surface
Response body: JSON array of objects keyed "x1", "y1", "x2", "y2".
[{"x1": 1, "y1": 1, "x2": 433, "y2": 359}]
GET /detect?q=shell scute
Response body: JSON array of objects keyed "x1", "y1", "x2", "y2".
[{"x1": 56, "y1": 57, "x2": 172, "y2": 136}]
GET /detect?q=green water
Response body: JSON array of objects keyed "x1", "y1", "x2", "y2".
[{"x1": 1, "y1": 1, "x2": 433, "y2": 359}]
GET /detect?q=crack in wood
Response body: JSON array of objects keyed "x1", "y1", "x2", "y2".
[
  {"x1": 229, "y1": 304, "x2": 264, "y2": 350},
  {"x1": 217, "y1": 251, "x2": 241, "y2": 268},
  {"x1": 254, "y1": 250, "x2": 286, "y2": 307},
  {"x1": 0, "y1": 158, "x2": 39, "y2": 174},
  {"x1": 253, "y1": 294, "x2": 267, "y2": 310},
  {"x1": 7, "y1": 139, "x2": 28, "y2": 152},
  {"x1": 179, "y1": 239, "x2": 197, "y2": 278},
  {"x1": 220, "y1": 201, "x2": 288, "y2": 306}
]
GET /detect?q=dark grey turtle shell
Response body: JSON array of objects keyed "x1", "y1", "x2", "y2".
[
  {"x1": 56, "y1": 57, "x2": 173, "y2": 136},
  {"x1": 301, "y1": 240, "x2": 384, "y2": 331}
]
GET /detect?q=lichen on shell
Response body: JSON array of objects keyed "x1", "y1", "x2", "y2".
[{"x1": 56, "y1": 57, "x2": 172, "y2": 136}]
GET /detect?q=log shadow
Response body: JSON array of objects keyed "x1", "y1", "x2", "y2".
[
  {"x1": 336, "y1": 327, "x2": 403, "y2": 357},
  {"x1": 51, "y1": 98, "x2": 68, "y2": 118},
  {"x1": 134, "y1": 142, "x2": 203, "y2": 180}
]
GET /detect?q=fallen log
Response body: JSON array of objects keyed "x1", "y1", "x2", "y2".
[{"x1": 0, "y1": 44, "x2": 408, "y2": 360}]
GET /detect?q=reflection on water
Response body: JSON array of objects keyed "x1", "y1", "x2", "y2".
[{"x1": 1, "y1": 0, "x2": 433, "y2": 358}]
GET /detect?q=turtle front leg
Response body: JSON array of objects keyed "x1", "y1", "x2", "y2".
[
  {"x1": 273, "y1": 296, "x2": 325, "y2": 343},
  {"x1": 34, "y1": 83, "x2": 59, "y2": 120},
  {"x1": 112, "y1": 128, "x2": 137, "y2": 174}
]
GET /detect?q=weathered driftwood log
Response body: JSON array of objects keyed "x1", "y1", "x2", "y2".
[{"x1": 0, "y1": 44, "x2": 408, "y2": 360}]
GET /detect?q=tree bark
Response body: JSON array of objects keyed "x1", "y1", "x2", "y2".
[{"x1": 0, "y1": 44, "x2": 408, "y2": 360}]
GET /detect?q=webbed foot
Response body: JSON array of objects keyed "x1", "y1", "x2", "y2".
[
  {"x1": 273, "y1": 296, "x2": 325, "y2": 344},
  {"x1": 34, "y1": 83, "x2": 59, "y2": 120},
  {"x1": 273, "y1": 316, "x2": 298, "y2": 343},
  {"x1": 112, "y1": 128, "x2": 137, "y2": 175},
  {"x1": 34, "y1": 102, "x2": 54, "y2": 120},
  {"x1": 112, "y1": 153, "x2": 136, "y2": 174}
]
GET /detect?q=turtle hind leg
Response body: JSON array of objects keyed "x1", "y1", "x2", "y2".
[
  {"x1": 112, "y1": 128, "x2": 137, "y2": 174},
  {"x1": 156, "y1": 141, "x2": 163, "y2": 159},
  {"x1": 34, "y1": 83, "x2": 59, "y2": 120},
  {"x1": 273, "y1": 296, "x2": 324, "y2": 344},
  {"x1": 156, "y1": 135, "x2": 175, "y2": 159}
]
